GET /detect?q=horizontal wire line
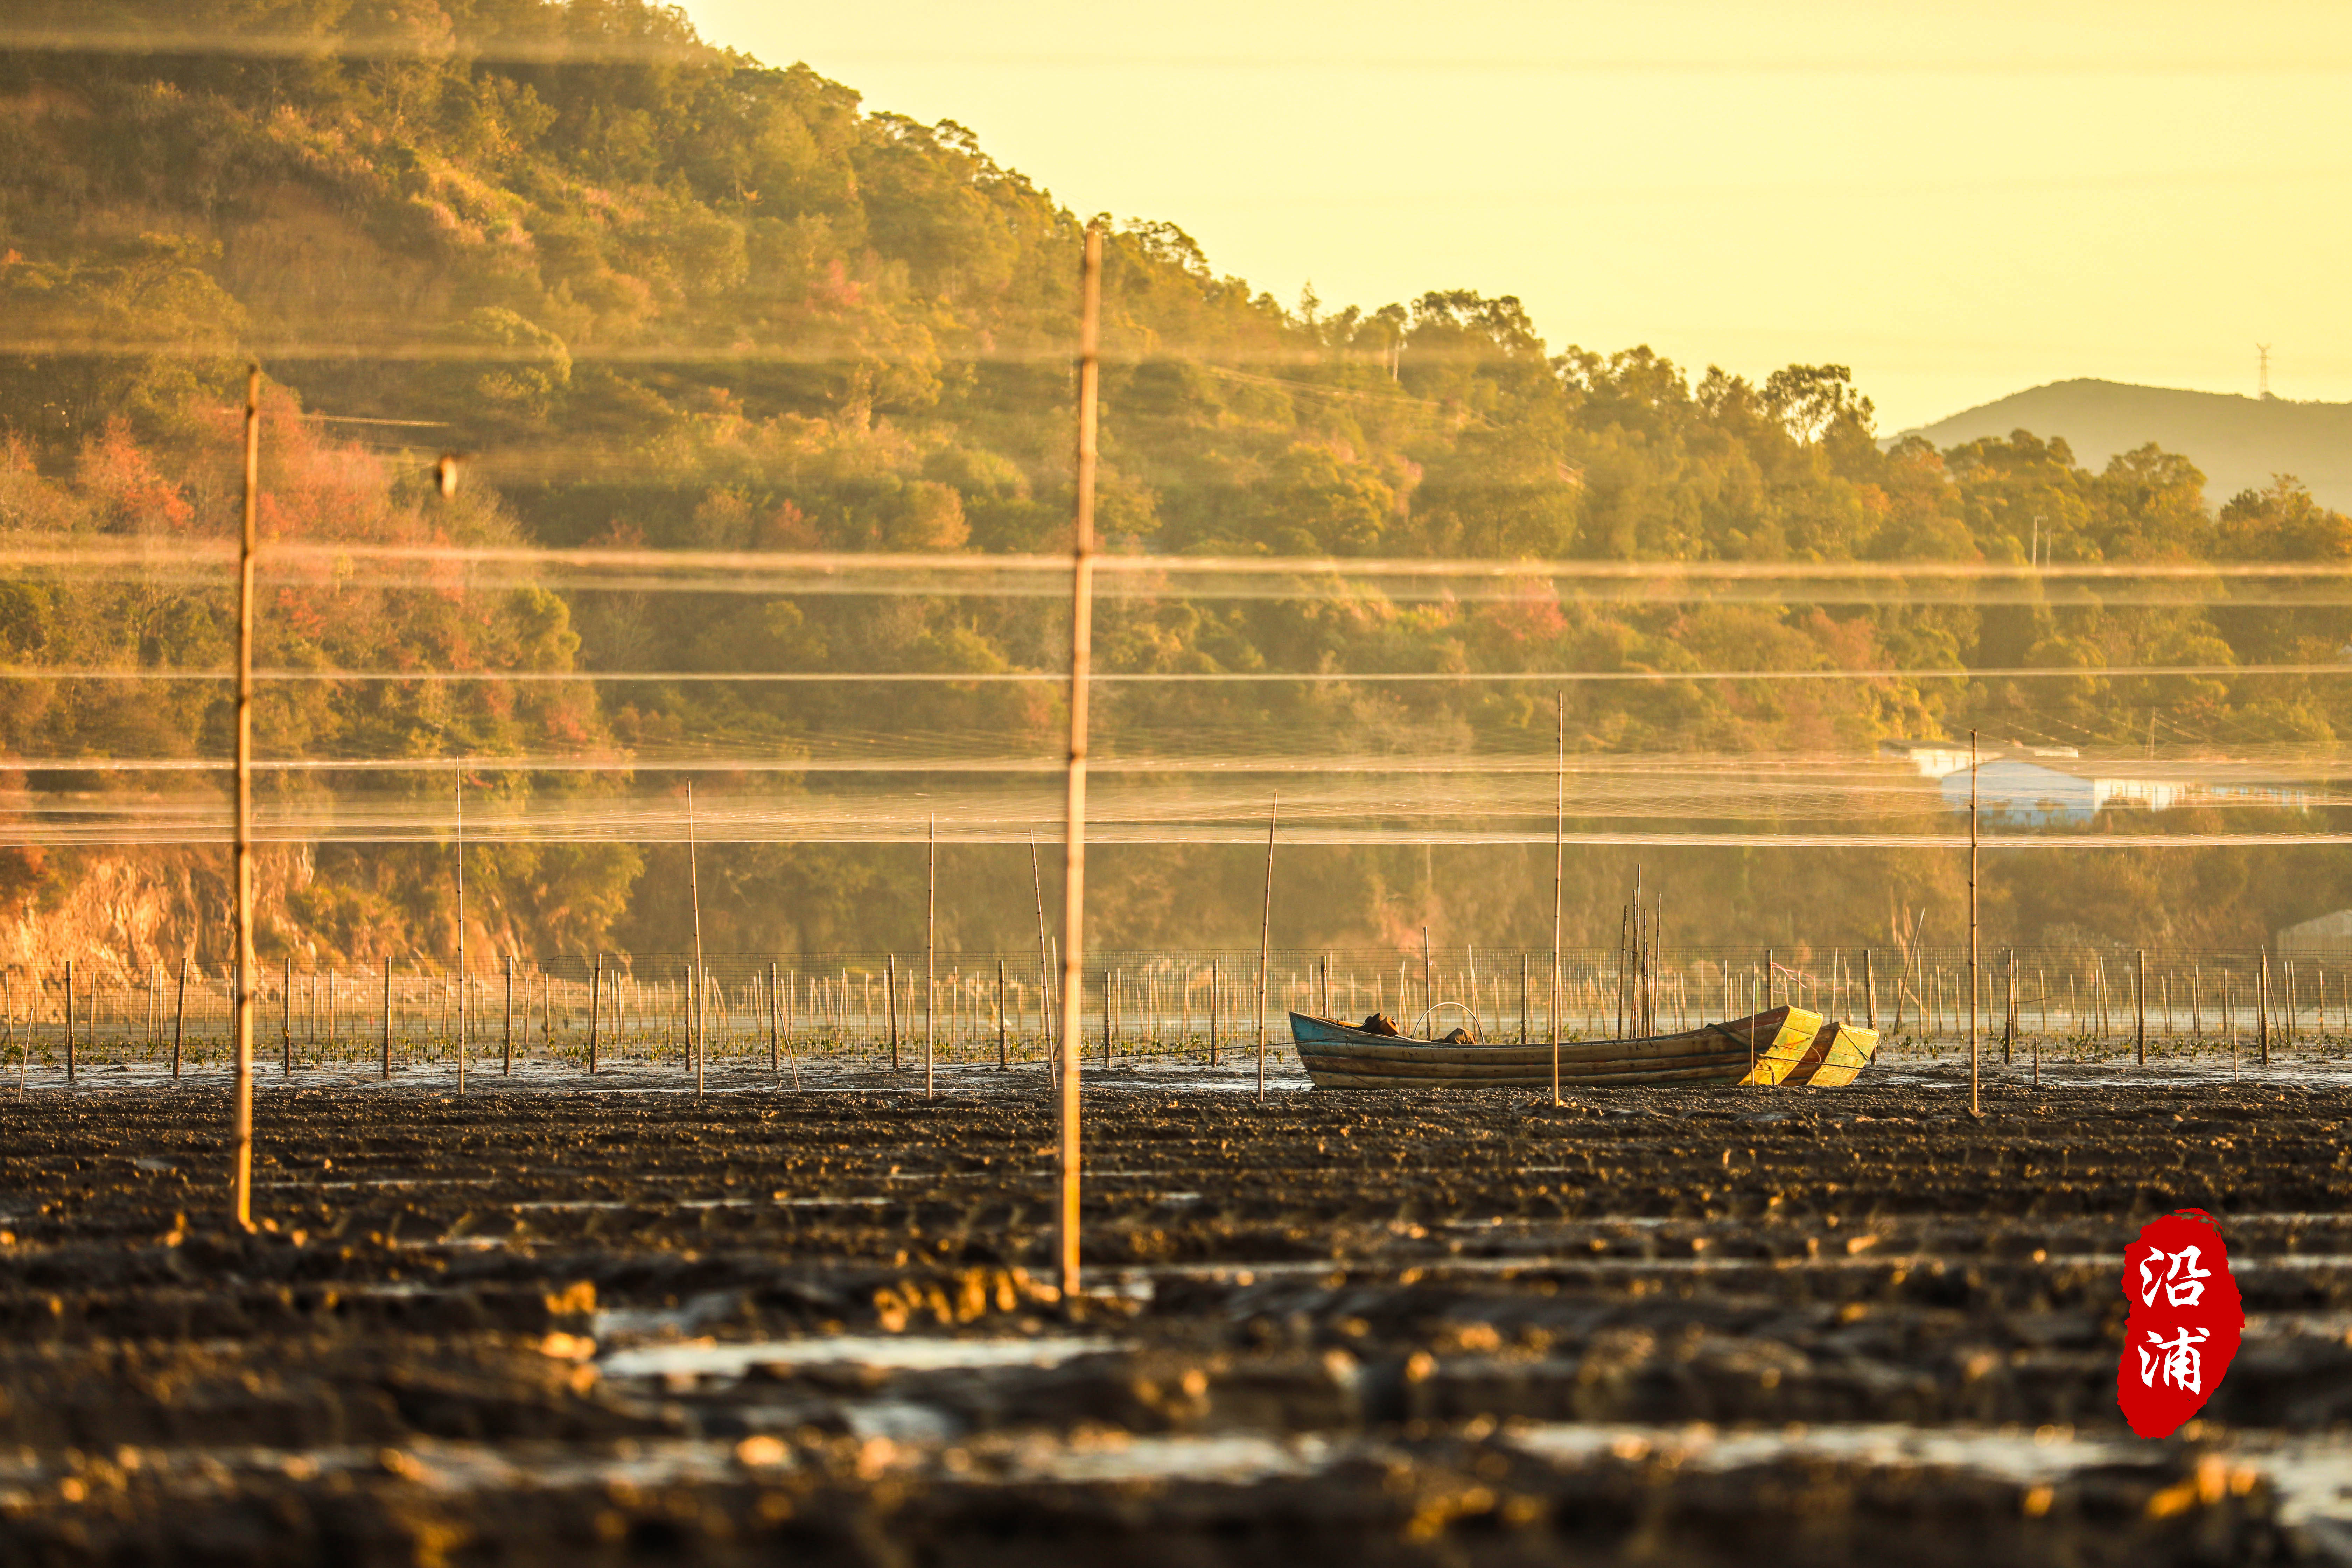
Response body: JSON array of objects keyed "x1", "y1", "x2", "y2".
[
  {"x1": 1, "y1": 821, "x2": 2344, "y2": 849},
  {"x1": 18, "y1": 538, "x2": 2352, "y2": 589},
  {"x1": 7, "y1": 754, "x2": 2338, "y2": 778},
  {"x1": 2, "y1": 662, "x2": 2346, "y2": 684},
  {"x1": 13, "y1": 31, "x2": 2351, "y2": 73}
]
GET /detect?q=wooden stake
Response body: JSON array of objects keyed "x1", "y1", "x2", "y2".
[
  {"x1": 2135, "y1": 948, "x2": 2147, "y2": 1067},
  {"x1": 1968, "y1": 730, "x2": 1980, "y2": 1116},
  {"x1": 2005, "y1": 948, "x2": 2016, "y2": 1065},
  {"x1": 1864, "y1": 947, "x2": 1876, "y2": 1030},
  {"x1": 2259, "y1": 950, "x2": 2271, "y2": 1066},
  {"x1": 584, "y1": 953, "x2": 598, "y2": 1075},
  {"x1": 1209, "y1": 957, "x2": 1220, "y2": 1067},
  {"x1": 454, "y1": 761, "x2": 467, "y2": 1093},
  {"x1": 997, "y1": 958, "x2": 1008, "y2": 1070},
  {"x1": 63, "y1": 961, "x2": 74, "y2": 1083},
  {"x1": 686, "y1": 780, "x2": 705, "y2": 1096},
  {"x1": 887, "y1": 953, "x2": 899, "y2": 1069},
  {"x1": 1029, "y1": 830, "x2": 1052, "y2": 1076},
  {"x1": 230, "y1": 364, "x2": 259, "y2": 1228},
  {"x1": 1056, "y1": 223, "x2": 1103, "y2": 1303},
  {"x1": 380, "y1": 955, "x2": 391, "y2": 1079},
  {"x1": 1258, "y1": 793, "x2": 1278, "y2": 1101},
  {"x1": 172, "y1": 957, "x2": 187, "y2": 1080},
  {"x1": 1421, "y1": 924, "x2": 1432, "y2": 1035}
]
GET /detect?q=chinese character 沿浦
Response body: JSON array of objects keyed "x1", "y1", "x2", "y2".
[
  {"x1": 2138, "y1": 1245, "x2": 2213, "y2": 1309},
  {"x1": 2137, "y1": 1325, "x2": 2210, "y2": 1395}
]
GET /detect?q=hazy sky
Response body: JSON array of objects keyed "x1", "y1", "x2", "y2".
[{"x1": 677, "y1": 1, "x2": 2352, "y2": 430}]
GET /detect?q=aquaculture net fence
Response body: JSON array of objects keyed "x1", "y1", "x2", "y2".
[{"x1": 2, "y1": 943, "x2": 2343, "y2": 1078}]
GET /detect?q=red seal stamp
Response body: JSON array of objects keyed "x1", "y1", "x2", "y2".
[{"x1": 2116, "y1": 1208, "x2": 2244, "y2": 1438}]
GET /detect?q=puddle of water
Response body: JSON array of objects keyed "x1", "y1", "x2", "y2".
[
  {"x1": 1506, "y1": 1422, "x2": 2352, "y2": 1532},
  {"x1": 1513, "y1": 1422, "x2": 2145, "y2": 1481},
  {"x1": 844, "y1": 1401, "x2": 961, "y2": 1444},
  {"x1": 1003, "y1": 1434, "x2": 1330, "y2": 1484},
  {"x1": 598, "y1": 1335, "x2": 1120, "y2": 1380}
]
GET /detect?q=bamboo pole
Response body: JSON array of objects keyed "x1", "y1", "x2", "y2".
[
  {"x1": 380, "y1": 955, "x2": 391, "y2": 1079},
  {"x1": 1209, "y1": 957, "x2": 1219, "y2": 1067},
  {"x1": 1258, "y1": 794, "x2": 1278, "y2": 1101},
  {"x1": 585, "y1": 953, "x2": 598, "y2": 1075},
  {"x1": 1055, "y1": 222, "x2": 1103, "y2": 1303},
  {"x1": 1550, "y1": 693, "x2": 1564, "y2": 1105},
  {"x1": 925, "y1": 813, "x2": 937, "y2": 1099},
  {"x1": 230, "y1": 364, "x2": 259, "y2": 1228},
  {"x1": 63, "y1": 961, "x2": 74, "y2": 1084},
  {"x1": 997, "y1": 958, "x2": 1008, "y2": 1070},
  {"x1": 1865, "y1": 948, "x2": 1876, "y2": 1030},
  {"x1": 172, "y1": 958, "x2": 187, "y2": 1080},
  {"x1": 887, "y1": 954, "x2": 899, "y2": 1070},
  {"x1": 687, "y1": 780, "x2": 705, "y2": 1096}
]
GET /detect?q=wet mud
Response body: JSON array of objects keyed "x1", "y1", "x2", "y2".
[{"x1": 1, "y1": 1067, "x2": 2348, "y2": 1564}]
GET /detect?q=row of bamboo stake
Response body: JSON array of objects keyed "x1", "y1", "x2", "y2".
[{"x1": 7, "y1": 944, "x2": 2322, "y2": 1080}]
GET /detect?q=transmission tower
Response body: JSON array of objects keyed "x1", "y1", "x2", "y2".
[{"x1": 2258, "y1": 343, "x2": 2273, "y2": 400}]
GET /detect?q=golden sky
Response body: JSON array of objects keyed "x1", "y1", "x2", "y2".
[{"x1": 679, "y1": 1, "x2": 2352, "y2": 429}]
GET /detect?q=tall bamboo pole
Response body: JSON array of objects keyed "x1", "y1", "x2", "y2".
[
  {"x1": 1257, "y1": 794, "x2": 1278, "y2": 1101},
  {"x1": 925, "y1": 813, "x2": 936, "y2": 1099},
  {"x1": 1968, "y1": 730, "x2": 1980, "y2": 1117},
  {"x1": 455, "y1": 761, "x2": 468, "y2": 1093},
  {"x1": 230, "y1": 365, "x2": 260, "y2": 1229},
  {"x1": 584, "y1": 953, "x2": 598, "y2": 1075},
  {"x1": 1550, "y1": 693, "x2": 1565, "y2": 1104},
  {"x1": 380, "y1": 955, "x2": 391, "y2": 1079},
  {"x1": 687, "y1": 781, "x2": 706, "y2": 1096},
  {"x1": 1055, "y1": 223, "x2": 1102, "y2": 1303}
]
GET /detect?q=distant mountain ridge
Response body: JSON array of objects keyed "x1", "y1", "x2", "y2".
[{"x1": 1904, "y1": 379, "x2": 2352, "y2": 512}]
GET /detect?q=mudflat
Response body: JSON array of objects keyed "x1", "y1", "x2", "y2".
[{"x1": 0, "y1": 1066, "x2": 2345, "y2": 1564}]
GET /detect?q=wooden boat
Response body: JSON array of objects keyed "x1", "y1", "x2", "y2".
[{"x1": 1288, "y1": 1005, "x2": 1880, "y2": 1090}]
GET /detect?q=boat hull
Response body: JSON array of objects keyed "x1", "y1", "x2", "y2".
[{"x1": 1290, "y1": 1006, "x2": 1878, "y2": 1090}]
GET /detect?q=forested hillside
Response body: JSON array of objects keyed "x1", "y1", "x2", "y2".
[{"x1": 2, "y1": 0, "x2": 2349, "y2": 972}]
